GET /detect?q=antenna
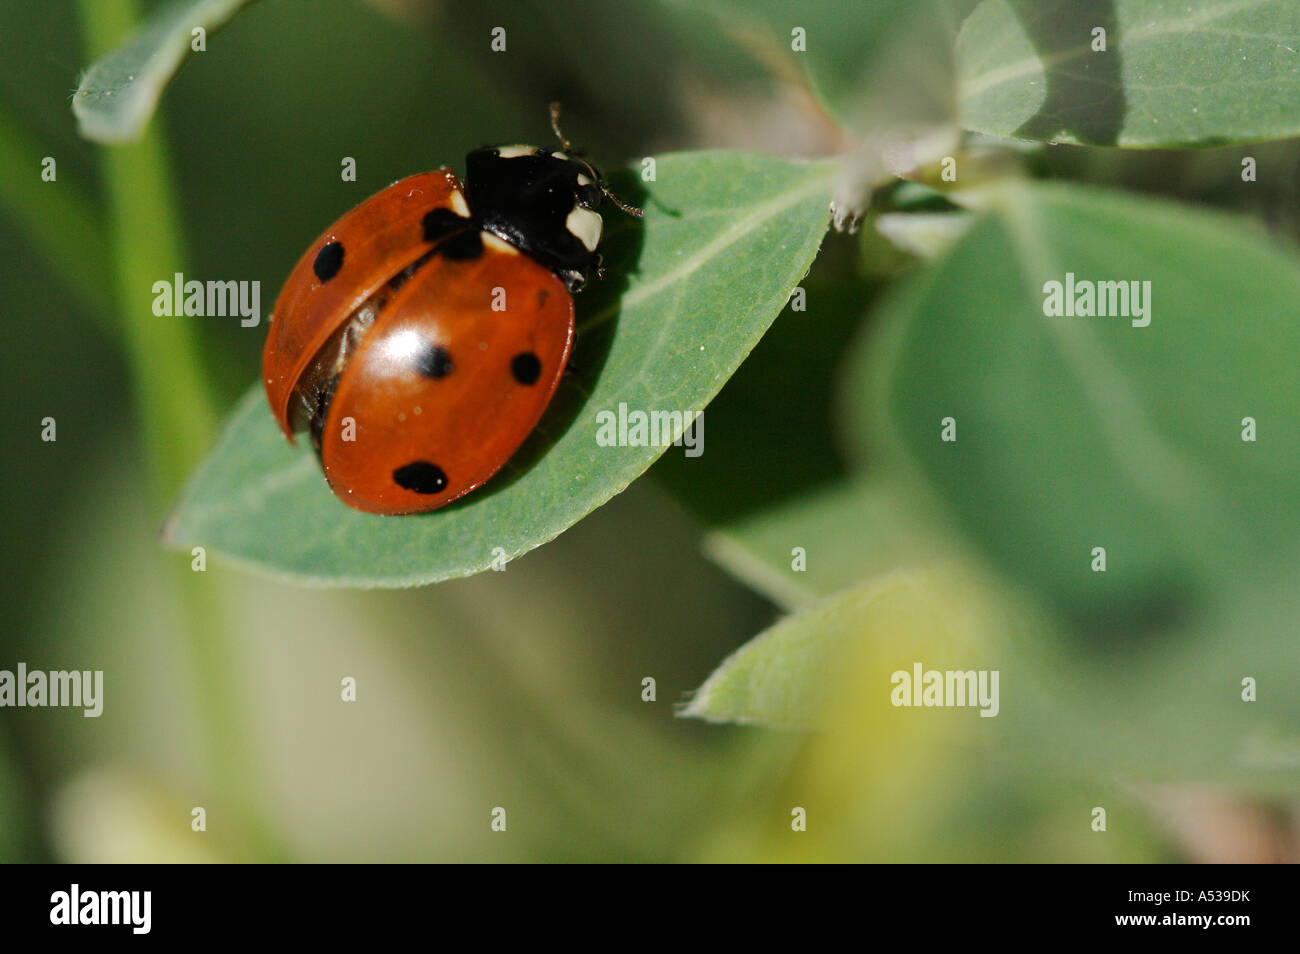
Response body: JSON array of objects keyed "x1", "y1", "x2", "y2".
[
  {"x1": 549, "y1": 103, "x2": 643, "y2": 218},
  {"x1": 549, "y1": 102, "x2": 571, "y2": 152},
  {"x1": 601, "y1": 186, "x2": 643, "y2": 218}
]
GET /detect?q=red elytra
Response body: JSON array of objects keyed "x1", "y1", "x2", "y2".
[
  {"x1": 262, "y1": 169, "x2": 466, "y2": 439},
  {"x1": 262, "y1": 137, "x2": 624, "y2": 515},
  {"x1": 316, "y1": 250, "x2": 572, "y2": 514}
]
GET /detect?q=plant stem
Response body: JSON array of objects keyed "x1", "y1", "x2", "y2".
[
  {"x1": 76, "y1": 0, "x2": 282, "y2": 861},
  {"x1": 0, "y1": 108, "x2": 115, "y2": 332}
]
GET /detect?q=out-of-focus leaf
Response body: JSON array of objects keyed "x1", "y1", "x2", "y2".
[
  {"x1": 874, "y1": 211, "x2": 974, "y2": 258},
  {"x1": 659, "y1": 0, "x2": 961, "y2": 137},
  {"x1": 682, "y1": 564, "x2": 1007, "y2": 729},
  {"x1": 74, "y1": 0, "x2": 257, "y2": 143},
  {"x1": 694, "y1": 512, "x2": 1300, "y2": 789},
  {"x1": 703, "y1": 477, "x2": 960, "y2": 610},
  {"x1": 844, "y1": 180, "x2": 1300, "y2": 623},
  {"x1": 649, "y1": 232, "x2": 874, "y2": 526},
  {"x1": 958, "y1": 0, "x2": 1300, "y2": 147}
]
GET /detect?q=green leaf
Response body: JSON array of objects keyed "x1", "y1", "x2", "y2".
[
  {"x1": 74, "y1": 0, "x2": 256, "y2": 143},
  {"x1": 844, "y1": 180, "x2": 1300, "y2": 621},
  {"x1": 658, "y1": 0, "x2": 962, "y2": 136},
  {"x1": 792, "y1": 0, "x2": 963, "y2": 135},
  {"x1": 681, "y1": 564, "x2": 1008, "y2": 729},
  {"x1": 703, "y1": 478, "x2": 961, "y2": 610},
  {"x1": 163, "y1": 152, "x2": 837, "y2": 587},
  {"x1": 1001, "y1": 560, "x2": 1300, "y2": 788},
  {"x1": 874, "y1": 211, "x2": 974, "y2": 258},
  {"x1": 693, "y1": 502, "x2": 1300, "y2": 786},
  {"x1": 958, "y1": 0, "x2": 1300, "y2": 147}
]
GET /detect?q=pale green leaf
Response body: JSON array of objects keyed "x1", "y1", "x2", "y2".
[
  {"x1": 74, "y1": 0, "x2": 256, "y2": 143},
  {"x1": 681, "y1": 564, "x2": 1007, "y2": 729},
  {"x1": 874, "y1": 211, "x2": 974, "y2": 258},
  {"x1": 703, "y1": 478, "x2": 961, "y2": 610},
  {"x1": 958, "y1": 0, "x2": 1300, "y2": 147}
]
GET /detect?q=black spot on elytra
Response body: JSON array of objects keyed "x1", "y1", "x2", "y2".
[
  {"x1": 393, "y1": 461, "x2": 448, "y2": 495},
  {"x1": 438, "y1": 230, "x2": 483, "y2": 261},
  {"x1": 535, "y1": 288, "x2": 549, "y2": 308},
  {"x1": 412, "y1": 343, "x2": 453, "y2": 379},
  {"x1": 423, "y1": 207, "x2": 469, "y2": 244},
  {"x1": 314, "y1": 242, "x2": 344, "y2": 282},
  {"x1": 511, "y1": 352, "x2": 541, "y2": 386}
]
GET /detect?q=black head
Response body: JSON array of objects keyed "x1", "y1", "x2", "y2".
[{"x1": 464, "y1": 145, "x2": 607, "y2": 291}]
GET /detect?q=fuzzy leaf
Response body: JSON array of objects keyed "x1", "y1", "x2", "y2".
[
  {"x1": 74, "y1": 0, "x2": 256, "y2": 143},
  {"x1": 844, "y1": 181, "x2": 1300, "y2": 621}
]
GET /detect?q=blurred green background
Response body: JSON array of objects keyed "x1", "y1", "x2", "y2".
[{"x1": 1, "y1": 0, "x2": 1296, "y2": 862}]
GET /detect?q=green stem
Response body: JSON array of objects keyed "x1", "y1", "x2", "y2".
[
  {"x1": 77, "y1": 0, "x2": 282, "y2": 861},
  {"x1": 0, "y1": 109, "x2": 115, "y2": 331},
  {"x1": 77, "y1": 1, "x2": 215, "y2": 498}
]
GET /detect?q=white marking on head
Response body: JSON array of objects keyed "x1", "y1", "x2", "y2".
[
  {"x1": 552, "y1": 151, "x2": 569, "y2": 161},
  {"x1": 565, "y1": 206, "x2": 603, "y2": 252},
  {"x1": 496, "y1": 145, "x2": 537, "y2": 159},
  {"x1": 576, "y1": 173, "x2": 593, "y2": 187},
  {"x1": 449, "y1": 191, "x2": 470, "y2": 217},
  {"x1": 482, "y1": 232, "x2": 519, "y2": 255}
]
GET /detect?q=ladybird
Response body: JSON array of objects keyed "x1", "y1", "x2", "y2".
[{"x1": 262, "y1": 105, "x2": 641, "y2": 515}]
